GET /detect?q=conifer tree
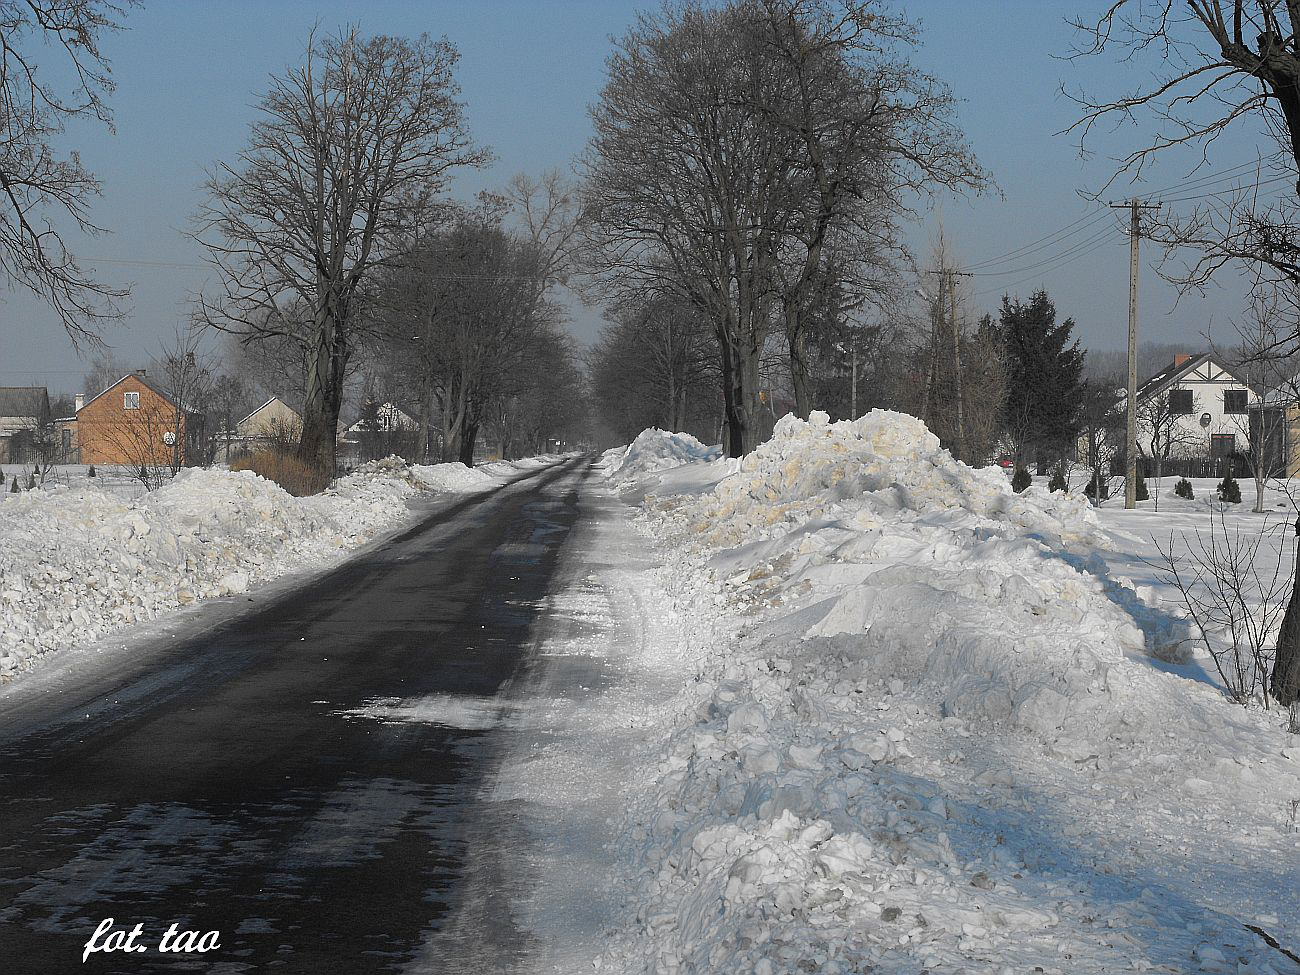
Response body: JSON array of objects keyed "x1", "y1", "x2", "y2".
[{"x1": 997, "y1": 291, "x2": 1085, "y2": 469}]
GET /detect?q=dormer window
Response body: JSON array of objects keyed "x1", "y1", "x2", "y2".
[
  {"x1": 123, "y1": 391, "x2": 140, "y2": 410},
  {"x1": 1223, "y1": 389, "x2": 1248, "y2": 414}
]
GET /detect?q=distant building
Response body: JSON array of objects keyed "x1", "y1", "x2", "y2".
[
  {"x1": 72, "y1": 372, "x2": 201, "y2": 468},
  {"x1": 215, "y1": 396, "x2": 303, "y2": 462},
  {"x1": 1132, "y1": 352, "x2": 1255, "y2": 464},
  {"x1": 0, "y1": 387, "x2": 51, "y2": 464}
]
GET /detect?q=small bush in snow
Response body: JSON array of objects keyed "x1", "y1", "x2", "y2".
[
  {"x1": 1217, "y1": 472, "x2": 1242, "y2": 504},
  {"x1": 1011, "y1": 467, "x2": 1031, "y2": 493},
  {"x1": 1083, "y1": 476, "x2": 1108, "y2": 502},
  {"x1": 231, "y1": 449, "x2": 330, "y2": 497},
  {"x1": 1048, "y1": 465, "x2": 1067, "y2": 493},
  {"x1": 1135, "y1": 468, "x2": 1149, "y2": 502},
  {"x1": 88, "y1": 464, "x2": 96, "y2": 478},
  {"x1": 9, "y1": 479, "x2": 18, "y2": 493},
  {"x1": 1174, "y1": 477, "x2": 1194, "y2": 499}
]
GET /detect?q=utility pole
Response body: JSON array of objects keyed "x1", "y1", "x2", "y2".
[
  {"x1": 1110, "y1": 198, "x2": 1161, "y2": 509},
  {"x1": 948, "y1": 269, "x2": 972, "y2": 463},
  {"x1": 849, "y1": 326, "x2": 858, "y2": 419}
]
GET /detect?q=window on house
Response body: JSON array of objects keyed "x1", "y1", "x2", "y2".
[
  {"x1": 123, "y1": 391, "x2": 139, "y2": 410},
  {"x1": 1211, "y1": 433, "x2": 1236, "y2": 458},
  {"x1": 1168, "y1": 388, "x2": 1193, "y2": 415},
  {"x1": 61, "y1": 429, "x2": 70, "y2": 450},
  {"x1": 1223, "y1": 389, "x2": 1248, "y2": 414}
]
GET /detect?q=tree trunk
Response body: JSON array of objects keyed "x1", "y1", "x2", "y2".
[
  {"x1": 298, "y1": 304, "x2": 344, "y2": 476},
  {"x1": 1271, "y1": 518, "x2": 1300, "y2": 706},
  {"x1": 458, "y1": 416, "x2": 478, "y2": 467},
  {"x1": 785, "y1": 300, "x2": 813, "y2": 420},
  {"x1": 415, "y1": 374, "x2": 435, "y2": 464},
  {"x1": 717, "y1": 331, "x2": 762, "y2": 457}
]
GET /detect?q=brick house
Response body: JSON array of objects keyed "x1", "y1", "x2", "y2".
[
  {"x1": 73, "y1": 372, "x2": 200, "y2": 468},
  {"x1": 0, "y1": 387, "x2": 52, "y2": 463}
]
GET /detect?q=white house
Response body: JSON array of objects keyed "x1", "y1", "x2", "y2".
[
  {"x1": 343, "y1": 401, "x2": 417, "y2": 436},
  {"x1": 1133, "y1": 352, "x2": 1255, "y2": 462}
]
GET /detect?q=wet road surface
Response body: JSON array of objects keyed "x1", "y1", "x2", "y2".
[{"x1": 0, "y1": 458, "x2": 589, "y2": 974}]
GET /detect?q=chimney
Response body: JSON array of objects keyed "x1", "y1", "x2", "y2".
[
  {"x1": 74, "y1": 393, "x2": 84, "y2": 412},
  {"x1": 1174, "y1": 354, "x2": 1191, "y2": 368}
]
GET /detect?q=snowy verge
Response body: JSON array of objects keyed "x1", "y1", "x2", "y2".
[
  {"x1": 601, "y1": 411, "x2": 1300, "y2": 975},
  {"x1": 0, "y1": 457, "x2": 511, "y2": 682}
]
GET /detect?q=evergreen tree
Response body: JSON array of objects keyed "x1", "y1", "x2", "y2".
[{"x1": 997, "y1": 291, "x2": 1086, "y2": 468}]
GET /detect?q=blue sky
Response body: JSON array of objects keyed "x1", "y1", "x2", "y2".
[{"x1": 0, "y1": 1, "x2": 1264, "y2": 389}]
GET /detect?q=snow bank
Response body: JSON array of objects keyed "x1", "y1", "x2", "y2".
[
  {"x1": 0, "y1": 460, "x2": 506, "y2": 680},
  {"x1": 607, "y1": 410, "x2": 1300, "y2": 974},
  {"x1": 409, "y1": 461, "x2": 496, "y2": 494},
  {"x1": 602, "y1": 428, "x2": 721, "y2": 482}
]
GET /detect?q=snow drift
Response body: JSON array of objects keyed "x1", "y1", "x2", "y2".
[
  {"x1": 608, "y1": 410, "x2": 1299, "y2": 975},
  {"x1": 602, "y1": 428, "x2": 721, "y2": 482},
  {"x1": 0, "y1": 459, "x2": 502, "y2": 679}
]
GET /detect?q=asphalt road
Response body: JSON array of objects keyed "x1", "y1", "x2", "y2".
[{"x1": 0, "y1": 457, "x2": 590, "y2": 975}]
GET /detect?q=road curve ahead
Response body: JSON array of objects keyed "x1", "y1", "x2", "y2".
[{"x1": 0, "y1": 458, "x2": 590, "y2": 975}]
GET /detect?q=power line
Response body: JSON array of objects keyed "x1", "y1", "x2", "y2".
[
  {"x1": 973, "y1": 228, "x2": 1122, "y2": 297},
  {"x1": 960, "y1": 208, "x2": 1111, "y2": 271},
  {"x1": 967, "y1": 221, "x2": 1123, "y2": 278}
]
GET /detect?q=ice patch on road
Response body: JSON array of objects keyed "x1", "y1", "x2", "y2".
[{"x1": 335, "y1": 693, "x2": 500, "y2": 730}]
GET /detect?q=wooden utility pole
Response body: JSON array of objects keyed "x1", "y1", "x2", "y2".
[
  {"x1": 1110, "y1": 199, "x2": 1160, "y2": 509},
  {"x1": 948, "y1": 269, "x2": 972, "y2": 463}
]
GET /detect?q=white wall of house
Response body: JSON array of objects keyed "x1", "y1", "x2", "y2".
[{"x1": 1135, "y1": 356, "x2": 1255, "y2": 459}]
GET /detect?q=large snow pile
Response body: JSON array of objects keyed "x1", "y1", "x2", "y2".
[
  {"x1": 409, "y1": 461, "x2": 497, "y2": 494},
  {"x1": 0, "y1": 461, "x2": 502, "y2": 680},
  {"x1": 602, "y1": 428, "x2": 721, "y2": 481},
  {"x1": 606, "y1": 410, "x2": 1300, "y2": 974}
]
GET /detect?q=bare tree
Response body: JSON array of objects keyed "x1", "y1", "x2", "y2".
[
  {"x1": 1222, "y1": 293, "x2": 1300, "y2": 510},
  {"x1": 80, "y1": 349, "x2": 122, "y2": 399},
  {"x1": 1137, "y1": 384, "x2": 1203, "y2": 508},
  {"x1": 195, "y1": 27, "x2": 488, "y2": 474},
  {"x1": 506, "y1": 169, "x2": 584, "y2": 290},
  {"x1": 1154, "y1": 510, "x2": 1293, "y2": 706},
  {"x1": 589, "y1": 291, "x2": 720, "y2": 443},
  {"x1": 1067, "y1": 3, "x2": 1300, "y2": 308},
  {"x1": 375, "y1": 211, "x2": 551, "y2": 465},
  {"x1": 747, "y1": 0, "x2": 982, "y2": 419},
  {"x1": 0, "y1": 0, "x2": 132, "y2": 346},
  {"x1": 582, "y1": 0, "x2": 981, "y2": 456},
  {"x1": 1077, "y1": 378, "x2": 1125, "y2": 506}
]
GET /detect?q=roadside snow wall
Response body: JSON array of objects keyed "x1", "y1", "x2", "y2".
[
  {"x1": 0, "y1": 459, "x2": 499, "y2": 678},
  {"x1": 616, "y1": 410, "x2": 1297, "y2": 974}
]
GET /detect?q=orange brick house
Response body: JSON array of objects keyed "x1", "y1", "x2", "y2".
[{"x1": 72, "y1": 372, "x2": 200, "y2": 468}]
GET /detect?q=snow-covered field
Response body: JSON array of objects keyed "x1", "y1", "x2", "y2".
[
  {"x1": 586, "y1": 415, "x2": 1300, "y2": 975},
  {"x1": 0, "y1": 458, "x2": 501, "y2": 682}
]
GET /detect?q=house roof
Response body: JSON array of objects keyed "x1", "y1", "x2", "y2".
[
  {"x1": 78, "y1": 372, "x2": 191, "y2": 414},
  {"x1": 1135, "y1": 352, "x2": 1249, "y2": 402},
  {"x1": 238, "y1": 396, "x2": 301, "y2": 427},
  {"x1": 0, "y1": 386, "x2": 50, "y2": 420}
]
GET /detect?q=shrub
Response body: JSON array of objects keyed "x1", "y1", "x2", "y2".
[
  {"x1": 1135, "y1": 468, "x2": 1149, "y2": 502},
  {"x1": 230, "y1": 449, "x2": 330, "y2": 497},
  {"x1": 1048, "y1": 465, "x2": 1067, "y2": 493},
  {"x1": 9, "y1": 478, "x2": 18, "y2": 493},
  {"x1": 1083, "y1": 476, "x2": 1108, "y2": 501},
  {"x1": 88, "y1": 464, "x2": 96, "y2": 478},
  {"x1": 1011, "y1": 467, "x2": 1031, "y2": 493},
  {"x1": 1174, "y1": 477, "x2": 1194, "y2": 500},
  {"x1": 1217, "y1": 472, "x2": 1242, "y2": 504}
]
